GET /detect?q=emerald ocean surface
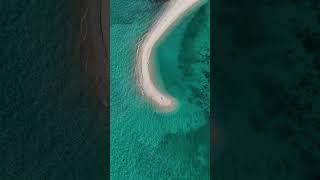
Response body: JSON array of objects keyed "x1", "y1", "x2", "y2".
[
  {"x1": 0, "y1": 1, "x2": 107, "y2": 179},
  {"x1": 213, "y1": 0, "x2": 320, "y2": 179},
  {"x1": 110, "y1": 0, "x2": 210, "y2": 179}
]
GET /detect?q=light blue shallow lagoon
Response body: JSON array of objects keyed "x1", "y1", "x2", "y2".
[{"x1": 110, "y1": 0, "x2": 210, "y2": 179}]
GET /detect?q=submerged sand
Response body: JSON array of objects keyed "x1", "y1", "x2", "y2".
[{"x1": 136, "y1": 0, "x2": 200, "y2": 112}]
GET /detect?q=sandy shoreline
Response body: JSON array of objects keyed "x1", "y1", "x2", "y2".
[{"x1": 136, "y1": 0, "x2": 200, "y2": 112}]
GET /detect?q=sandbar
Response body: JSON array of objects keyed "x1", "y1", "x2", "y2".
[{"x1": 136, "y1": 0, "x2": 200, "y2": 112}]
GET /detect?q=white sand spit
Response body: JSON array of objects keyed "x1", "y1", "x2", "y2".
[{"x1": 136, "y1": 0, "x2": 200, "y2": 112}]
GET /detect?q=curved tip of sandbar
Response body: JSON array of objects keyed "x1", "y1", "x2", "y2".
[{"x1": 154, "y1": 95, "x2": 179, "y2": 113}]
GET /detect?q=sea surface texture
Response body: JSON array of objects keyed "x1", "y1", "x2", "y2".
[
  {"x1": 0, "y1": 1, "x2": 107, "y2": 179},
  {"x1": 110, "y1": 0, "x2": 210, "y2": 179},
  {"x1": 214, "y1": 0, "x2": 320, "y2": 179}
]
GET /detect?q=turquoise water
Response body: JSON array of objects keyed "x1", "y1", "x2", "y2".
[{"x1": 110, "y1": 0, "x2": 210, "y2": 179}]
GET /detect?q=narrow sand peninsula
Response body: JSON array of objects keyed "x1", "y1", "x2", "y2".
[{"x1": 136, "y1": 0, "x2": 200, "y2": 112}]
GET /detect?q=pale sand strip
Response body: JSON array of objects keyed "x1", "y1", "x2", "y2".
[{"x1": 136, "y1": 0, "x2": 200, "y2": 112}]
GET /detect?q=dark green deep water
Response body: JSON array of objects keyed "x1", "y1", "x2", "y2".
[
  {"x1": 0, "y1": 1, "x2": 107, "y2": 179},
  {"x1": 214, "y1": 0, "x2": 320, "y2": 179}
]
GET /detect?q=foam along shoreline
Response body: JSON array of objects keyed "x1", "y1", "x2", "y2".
[{"x1": 136, "y1": 0, "x2": 200, "y2": 112}]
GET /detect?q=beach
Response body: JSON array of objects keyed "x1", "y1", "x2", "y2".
[{"x1": 136, "y1": 0, "x2": 200, "y2": 112}]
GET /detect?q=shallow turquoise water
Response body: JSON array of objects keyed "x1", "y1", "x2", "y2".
[{"x1": 110, "y1": 0, "x2": 210, "y2": 179}]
